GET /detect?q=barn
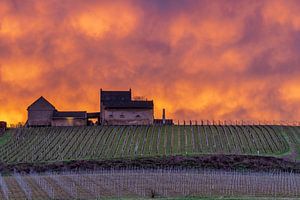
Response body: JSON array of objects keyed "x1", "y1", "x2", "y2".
[
  {"x1": 100, "y1": 89, "x2": 154, "y2": 125},
  {"x1": 27, "y1": 96, "x2": 56, "y2": 127}
]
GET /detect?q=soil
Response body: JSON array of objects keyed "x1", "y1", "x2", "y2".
[{"x1": 1, "y1": 155, "x2": 300, "y2": 174}]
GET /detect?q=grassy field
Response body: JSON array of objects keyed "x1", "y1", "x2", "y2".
[{"x1": 0, "y1": 125, "x2": 296, "y2": 164}]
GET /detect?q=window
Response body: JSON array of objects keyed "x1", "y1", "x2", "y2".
[
  {"x1": 120, "y1": 114, "x2": 125, "y2": 118},
  {"x1": 109, "y1": 114, "x2": 113, "y2": 118},
  {"x1": 136, "y1": 114, "x2": 141, "y2": 118}
]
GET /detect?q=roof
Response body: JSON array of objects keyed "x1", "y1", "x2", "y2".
[
  {"x1": 104, "y1": 100, "x2": 153, "y2": 109},
  {"x1": 52, "y1": 111, "x2": 87, "y2": 119},
  {"x1": 100, "y1": 89, "x2": 131, "y2": 103},
  {"x1": 27, "y1": 96, "x2": 56, "y2": 111},
  {"x1": 87, "y1": 112, "x2": 100, "y2": 118}
]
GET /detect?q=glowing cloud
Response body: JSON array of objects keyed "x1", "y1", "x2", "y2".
[{"x1": 1, "y1": 0, "x2": 300, "y2": 124}]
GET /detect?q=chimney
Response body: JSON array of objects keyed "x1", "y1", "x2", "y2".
[{"x1": 162, "y1": 108, "x2": 166, "y2": 124}]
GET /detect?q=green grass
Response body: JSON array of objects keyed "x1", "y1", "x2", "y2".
[
  {"x1": 0, "y1": 131, "x2": 12, "y2": 146},
  {"x1": 0, "y1": 125, "x2": 295, "y2": 164}
]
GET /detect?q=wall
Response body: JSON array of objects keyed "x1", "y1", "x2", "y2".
[
  {"x1": 28, "y1": 110, "x2": 53, "y2": 126},
  {"x1": 51, "y1": 118, "x2": 87, "y2": 126},
  {"x1": 100, "y1": 102, "x2": 104, "y2": 124},
  {"x1": 103, "y1": 109, "x2": 153, "y2": 125}
]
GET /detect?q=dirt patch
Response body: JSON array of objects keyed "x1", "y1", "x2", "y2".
[{"x1": 1, "y1": 155, "x2": 300, "y2": 174}]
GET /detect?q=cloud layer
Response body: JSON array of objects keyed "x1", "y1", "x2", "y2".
[{"x1": 1, "y1": 0, "x2": 300, "y2": 124}]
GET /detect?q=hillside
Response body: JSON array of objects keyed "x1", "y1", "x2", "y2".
[{"x1": 0, "y1": 125, "x2": 299, "y2": 164}]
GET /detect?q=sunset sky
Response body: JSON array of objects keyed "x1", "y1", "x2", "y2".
[{"x1": 1, "y1": 0, "x2": 300, "y2": 124}]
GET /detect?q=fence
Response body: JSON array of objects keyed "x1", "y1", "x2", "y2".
[{"x1": 175, "y1": 120, "x2": 300, "y2": 126}]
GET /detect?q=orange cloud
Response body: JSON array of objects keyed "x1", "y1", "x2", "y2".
[
  {"x1": 72, "y1": 3, "x2": 139, "y2": 39},
  {"x1": 1, "y1": 0, "x2": 300, "y2": 125},
  {"x1": 1, "y1": 59, "x2": 43, "y2": 84},
  {"x1": 0, "y1": 16, "x2": 23, "y2": 38},
  {"x1": 263, "y1": 1, "x2": 300, "y2": 29}
]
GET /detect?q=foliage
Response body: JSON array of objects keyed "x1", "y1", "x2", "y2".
[{"x1": 0, "y1": 132, "x2": 12, "y2": 146}]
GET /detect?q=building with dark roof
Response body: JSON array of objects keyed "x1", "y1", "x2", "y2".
[
  {"x1": 27, "y1": 89, "x2": 158, "y2": 126},
  {"x1": 100, "y1": 89, "x2": 154, "y2": 125},
  {"x1": 0, "y1": 121, "x2": 7, "y2": 135},
  {"x1": 27, "y1": 96, "x2": 56, "y2": 126},
  {"x1": 52, "y1": 111, "x2": 87, "y2": 126},
  {"x1": 27, "y1": 96, "x2": 87, "y2": 127}
]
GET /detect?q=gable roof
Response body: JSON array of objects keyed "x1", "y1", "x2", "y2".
[
  {"x1": 27, "y1": 96, "x2": 56, "y2": 111},
  {"x1": 52, "y1": 111, "x2": 87, "y2": 119}
]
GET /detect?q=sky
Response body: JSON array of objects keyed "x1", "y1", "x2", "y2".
[{"x1": 1, "y1": 0, "x2": 300, "y2": 124}]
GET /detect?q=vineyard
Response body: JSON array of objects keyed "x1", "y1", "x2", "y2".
[
  {"x1": 0, "y1": 125, "x2": 296, "y2": 164},
  {"x1": 0, "y1": 125, "x2": 300, "y2": 199},
  {"x1": 0, "y1": 168, "x2": 299, "y2": 199}
]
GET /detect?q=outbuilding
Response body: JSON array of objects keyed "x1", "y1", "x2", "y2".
[
  {"x1": 27, "y1": 96, "x2": 56, "y2": 127},
  {"x1": 51, "y1": 111, "x2": 87, "y2": 126},
  {"x1": 0, "y1": 121, "x2": 7, "y2": 135}
]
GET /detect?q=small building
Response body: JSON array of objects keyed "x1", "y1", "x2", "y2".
[
  {"x1": 27, "y1": 96, "x2": 56, "y2": 127},
  {"x1": 52, "y1": 111, "x2": 87, "y2": 126},
  {"x1": 0, "y1": 121, "x2": 7, "y2": 134},
  {"x1": 100, "y1": 89, "x2": 154, "y2": 125},
  {"x1": 27, "y1": 96, "x2": 87, "y2": 127},
  {"x1": 0, "y1": 121, "x2": 7, "y2": 129}
]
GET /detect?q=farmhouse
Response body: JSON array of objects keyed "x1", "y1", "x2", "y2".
[
  {"x1": 26, "y1": 89, "x2": 169, "y2": 126},
  {"x1": 27, "y1": 89, "x2": 155, "y2": 126},
  {"x1": 100, "y1": 89, "x2": 154, "y2": 125},
  {"x1": 27, "y1": 96, "x2": 87, "y2": 127}
]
